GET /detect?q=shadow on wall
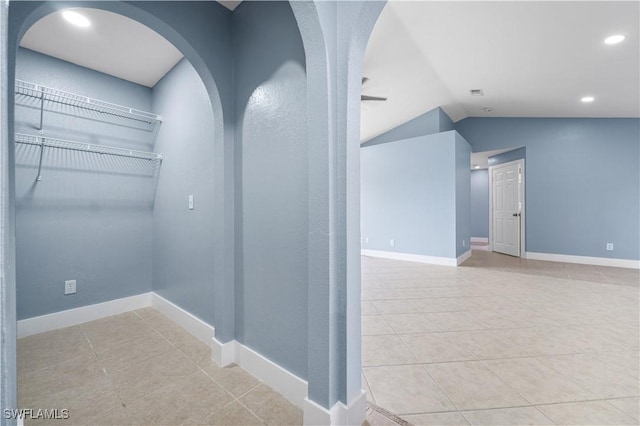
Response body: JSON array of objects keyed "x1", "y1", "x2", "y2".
[{"x1": 233, "y1": 1, "x2": 308, "y2": 380}]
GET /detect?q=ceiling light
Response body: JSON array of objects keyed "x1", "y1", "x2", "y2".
[
  {"x1": 604, "y1": 34, "x2": 625, "y2": 45},
  {"x1": 581, "y1": 96, "x2": 595, "y2": 103},
  {"x1": 62, "y1": 11, "x2": 91, "y2": 28},
  {"x1": 473, "y1": 165, "x2": 480, "y2": 169}
]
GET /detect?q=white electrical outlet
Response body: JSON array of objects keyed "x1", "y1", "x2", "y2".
[
  {"x1": 390, "y1": 239, "x2": 395, "y2": 247},
  {"x1": 64, "y1": 280, "x2": 76, "y2": 295},
  {"x1": 606, "y1": 243, "x2": 614, "y2": 251},
  {"x1": 188, "y1": 194, "x2": 194, "y2": 210}
]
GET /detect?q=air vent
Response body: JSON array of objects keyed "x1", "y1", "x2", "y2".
[{"x1": 470, "y1": 89, "x2": 484, "y2": 96}]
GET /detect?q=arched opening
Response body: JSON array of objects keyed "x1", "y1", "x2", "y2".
[{"x1": 9, "y1": 4, "x2": 236, "y2": 423}]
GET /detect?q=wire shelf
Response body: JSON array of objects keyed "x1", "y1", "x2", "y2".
[
  {"x1": 15, "y1": 80, "x2": 162, "y2": 125},
  {"x1": 15, "y1": 133, "x2": 163, "y2": 161}
]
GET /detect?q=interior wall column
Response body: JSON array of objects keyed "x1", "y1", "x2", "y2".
[{"x1": 291, "y1": 1, "x2": 385, "y2": 423}]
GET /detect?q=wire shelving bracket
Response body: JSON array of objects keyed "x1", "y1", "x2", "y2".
[
  {"x1": 15, "y1": 133, "x2": 163, "y2": 182},
  {"x1": 15, "y1": 79, "x2": 163, "y2": 130}
]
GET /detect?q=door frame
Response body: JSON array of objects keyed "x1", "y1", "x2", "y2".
[{"x1": 488, "y1": 158, "x2": 526, "y2": 257}]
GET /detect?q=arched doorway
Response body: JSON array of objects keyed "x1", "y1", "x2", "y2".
[{"x1": 3, "y1": 3, "x2": 234, "y2": 422}]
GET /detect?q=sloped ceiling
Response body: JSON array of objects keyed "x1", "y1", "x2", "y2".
[{"x1": 362, "y1": 1, "x2": 639, "y2": 142}]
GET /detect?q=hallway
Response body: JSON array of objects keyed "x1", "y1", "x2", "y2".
[{"x1": 362, "y1": 251, "x2": 639, "y2": 425}]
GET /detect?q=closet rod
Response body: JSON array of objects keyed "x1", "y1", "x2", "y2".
[
  {"x1": 15, "y1": 133, "x2": 163, "y2": 162},
  {"x1": 15, "y1": 80, "x2": 163, "y2": 125}
]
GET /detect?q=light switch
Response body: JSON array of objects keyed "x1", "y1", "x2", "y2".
[{"x1": 188, "y1": 194, "x2": 194, "y2": 210}]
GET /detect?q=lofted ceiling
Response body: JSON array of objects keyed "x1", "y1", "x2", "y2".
[
  {"x1": 361, "y1": 1, "x2": 640, "y2": 142},
  {"x1": 19, "y1": 2, "x2": 639, "y2": 143}
]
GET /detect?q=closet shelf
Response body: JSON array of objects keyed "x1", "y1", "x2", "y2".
[
  {"x1": 15, "y1": 79, "x2": 162, "y2": 125},
  {"x1": 15, "y1": 133, "x2": 163, "y2": 161}
]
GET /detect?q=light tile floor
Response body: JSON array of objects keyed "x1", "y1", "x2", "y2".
[
  {"x1": 18, "y1": 308, "x2": 303, "y2": 425},
  {"x1": 17, "y1": 251, "x2": 639, "y2": 426},
  {"x1": 362, "y1": 250, "x2": 640, "y2": 425}
]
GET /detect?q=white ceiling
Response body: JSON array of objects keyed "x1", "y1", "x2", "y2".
[
  {"x1": 362, "y1": 1, "x2": 640, "y2": 142},
  {"x1": 20, "y1": 8, "x2": 184, "y2": 88},
  {"x1": 20, "y1": 2, "x2": 639, "y2": 141}
]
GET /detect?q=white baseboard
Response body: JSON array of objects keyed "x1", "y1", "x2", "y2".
[
  {"x1": 212, "y1": 337, "x2": 308, "y2": 411},
  {"x1": 471, "y1": 237, "x2": 489, "y2": 244},
  {"x1": 17, "y1": 292, "x2": 152, "y2": 338},
  {"x1": 236, "y1": 341, "x2": 308, "y2": 410},
  {"x1": 304, "y1": 390, "x2": 367, "y2": 426},
  {"x1": 362, "y1": 249, "x2": 459, "y2": 267},
  {"x1": 525, "y1": 251, "x2": 640, "y2": 269},
  {"x1": 211, "y1": 336, "x2": 237, "y2": 367},
  {"x1": 457, "y1": 250, "x2": 472, "y2": 265},
  {"x1": 150, "y1": 293, "x2": 214, "y2": 346}
]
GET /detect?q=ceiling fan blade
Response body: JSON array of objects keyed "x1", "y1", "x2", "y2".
[{"x1": 361, "y1": 95, "x2": 387, "y2": 101}]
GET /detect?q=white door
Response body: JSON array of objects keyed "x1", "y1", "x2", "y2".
[{"x1": 491, "y1": 161, "x2": 522, "y2": 257}]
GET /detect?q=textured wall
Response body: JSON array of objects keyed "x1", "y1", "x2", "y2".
[
  {"x1": 457, "y1": 117, "x2": 640, "y2": 260},
  {"x1": 488, "y1": 147, "x2": 525, "y2": 166},
  {"x1": 455, "y1": 132, "x2": 471, "y2": 256},
  {"x1": 151, "y1": 58, "x2": 216, "y2": 325},
  {"x1": 14, "y1": 48, "x2": 154, "y2": 319},
  {"x1": 361, "y1": 131, "x2": 459, "y2": 259},
  {"x1": 470, "y1": 169, "x2": 489, "y2": 238},
  {"x1": 1, "y1": 0, "x2": 17, "y2": 421},
  {"x1": 232, "y1": 1, "x2": 308, "y2": 379}
]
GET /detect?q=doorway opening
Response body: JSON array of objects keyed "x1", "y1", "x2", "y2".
[
  {"x1": 12, "y1": 6, "x2": 228, "y2": 423},
  {"x1": 489, "y1": 158, "x2": 526, "y2": 258}
]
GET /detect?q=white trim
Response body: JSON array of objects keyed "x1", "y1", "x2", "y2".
[
  {"x1": 211, "y1": 336, "x2": 237, "y2": 367},
  {"x1": 525, "y1": 252, "x2": 640, "y2": 269},
  {"x1": 150, "y1": 293, "x2": 214, "y2": 346},
  {"x1": 211, "y1": 337, "x2": 309, "y2": 412},
  {"x1": 471, "y1": 237, "x2": 489, "y2": 244},
  {"x1": 304, "y1": 390, "x2": 367, "y2": 426},
  {"x1": 235, "y1": 342, "x2": 308, "y2": 410},
  {"x1": 489, "y1": 158, "x2": 525, "y2": 256},
  {"x1": 17, "y1": 292, "x2": 152, "y2": 338},
  {"x1": 362, "y1": 249, "x2": 458, "y2": 267},
  {"x1": 304, "y1": 397, "x2": 333, "y2": 426},
  {"x1": 456, "y1": 250, "x2": 472, "y2": 265}
]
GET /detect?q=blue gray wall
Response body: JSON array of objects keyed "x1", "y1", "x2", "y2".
[
  {"x1": 151, "y1": 58, "x2": 216, "y2": 325},
  {"x1": 470, "y1": 169, "x2": 489, "y2": 238},
  {"x1": 1, "y1": 0, "x2": 17, "y2": 422},
  {"x1": 362, "y1": 107, "x2": 454, "y2": 146},
  {"x1": 232, "y1": 1, "x2": 308, "y2": 379},
  {"x1": 457, "y1": 117, "x2": 640, "y2": 260},
  {"x1": 488, "y1": 147, "x2": 526, "y2": 167},
  {"x1": 14, "y1": 48, "x2": 154, "y2": 320},
  {"x1": 455, "y1": 132, "x2": 471, "y2": 256},
  {"x1": 361, "y1": 130, "x2": 470, "y2": 259}
]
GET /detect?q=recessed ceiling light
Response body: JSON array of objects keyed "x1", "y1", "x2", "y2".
[
  {"x1": 62, "y1": 10, "x2": 91, "y2": 28},
  {"x1": 581, "y1": 96, "x2": 595, "y2": 103},
  {"x1": 604, "y1": 34, "x2": 626, "y2": 45}
]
